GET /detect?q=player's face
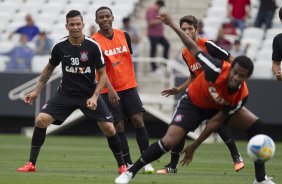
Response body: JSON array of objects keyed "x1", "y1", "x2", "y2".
[
  {"x1": 95, "y1": 9, "x2": 114, "y2": 30},
  {"x1": 227, "y1": 63, "x2": 249, "y2": 89},
  {"x1": 66, "y1": 16, "x2": 84, "y2": 38},
  {"x1": 181, "y1": 22, "x2": 198, "y2": 41}
]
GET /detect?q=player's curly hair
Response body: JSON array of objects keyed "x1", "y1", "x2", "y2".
[
  {"x1": 232, "y1": 56, "x2": 254, "y2": 78},
  {"x1": 66, "y1": 10, "x2": 83, "y2": 23},
  {"x1": 95, "y1": 6, "x2": 113, "y2": 18}
]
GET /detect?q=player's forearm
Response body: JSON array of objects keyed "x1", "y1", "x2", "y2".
[
  {"x1": 178, "y1": 76, "x2": 194, "y2": 92},
  {"x1": 34, "y1": 64, "x2": 55, "y2": 94},
  {"x1": 191, "y1": 112, "x2": 227, "y2": 148}
]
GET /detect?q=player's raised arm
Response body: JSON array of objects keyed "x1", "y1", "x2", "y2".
[{"x1": 157, "y1": 13, "x2": 200, "y2": 56}]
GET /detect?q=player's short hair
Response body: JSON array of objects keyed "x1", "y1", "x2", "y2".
[
  {"x1": 279, "y1": 6, "x2": 282, "y2": 20},
  {"x1": 232, "y1": 56, "x2": 254, "y2": 78},
  {"x1": 179, "y1": 15, "x2": 199, "y2": 29},
  {"x1": 95, "y1": 6, "x2": 113, "y2": 18},
  {"x1": 156, "y1": 0, "x2": 165, "y2": 7},
  {"x1": 66, "y1": 10, "x2": 83, "y2": 23}
]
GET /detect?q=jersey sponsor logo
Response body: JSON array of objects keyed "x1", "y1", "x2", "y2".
[
  {"x1": 64, "y1": 55, "x2": 71, "y2": 58},
  {"x1": 208, "y1": 87, "x2": 229, "y2": 105},
  {"x1": 190, "y1": 62, "x2": 202, "y2": 72},
  {"x1": 65, "y1": 66, "x2": 91, "y2": 73},
  {"x1": 174, "y1": 114, "x2": 184, "y2": 123},
  {"x1": 80, "y1": 51, "x2": 88, "y2": 62},
  {"x1": 104, "y1": 46, "x2": 128, "y2": 56}
]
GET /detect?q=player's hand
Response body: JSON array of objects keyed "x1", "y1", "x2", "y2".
[
  {"x1": 86, "y1": 97, "x2": 98, "y2": 110},
  {"x1": 161, "y1": 87, "x2": 180, "y2": 97},
  {"x1": 180, "y1": 144, "x2": 196, "y2": 166},
  {"x1": 275, "y1": 71, "x2": 282, "y2": 81},
  {"x1": 24, "y1": 91, "x2": 39, "y2": 105},
  {"x1": 157, "y1": 13, "x2": 173, "y2": 26},
  {"x1": 108, "y1": 89, "x2": 120, "y2": 108}
]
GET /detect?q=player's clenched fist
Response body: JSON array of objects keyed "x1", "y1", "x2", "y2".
[{"x1": 24, "y1": 91, "x2": 39, "y2": 105}]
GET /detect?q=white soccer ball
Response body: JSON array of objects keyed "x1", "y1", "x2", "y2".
[{"x1": 247, "y1": 134, "x2": 275, "y2": 162}]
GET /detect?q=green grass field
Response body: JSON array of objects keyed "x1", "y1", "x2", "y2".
[{"x1": 0, "y1": 134, "x2": 281, "y2": 184}]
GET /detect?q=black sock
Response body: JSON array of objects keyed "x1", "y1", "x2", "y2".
[
  {"x1": 135, "y1": 127, "x2": 149, "y2": 154},
  {"x1": 29, "y1": 127, "x2": 46, "y2": 165},
  {"x1": 117, "y1": 132, "x2": 133, "y2": 165},
  {"x1": 106, "y1": 134, "x2": 125, "y2": 167},
  {"x1": 255, "y1": 161, "x2": 266, "y2": 182},
  {"x1": 129, "y1": 140, "x2": 169, "y2": 176},
  {"x1": 246, "y1": 119, "x2": 265, "y2": 181},
  {"x1": 167, "y1": 137, "x2": 185, "y2": 169},
  {"x1": 217, "y1": 124, "x2": 239, "y2": 160}
]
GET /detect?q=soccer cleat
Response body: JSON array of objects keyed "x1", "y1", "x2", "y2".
[
  {"x1": 115, "y1": 171, "x2": 133, "y2": 184},
  {"x1": 118, "y1": 164, "x2": 128, "y2": 174},
  {"x1": 143, "y1": 163, "x2": 154, "y2": 174},
  {"x1": 156, "y1": 167, "x2": 177, "y2": 174},
  {"x1": 233, "y1": 155, "x2": 245, "y2": 172},
  {"x1": 17, "y1": 162, "x2": 36, "y2": 172},
  {"x1": 253, "y1": 175, "x2": 275, "y2": 184}
]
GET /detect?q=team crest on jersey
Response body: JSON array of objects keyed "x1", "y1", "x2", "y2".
[
  {"x1": 174, "y1": 114, "x2": 184, "y2": 122},
  {"x1": 80, "y1": 51, "x2": 88, "y2": 62}
]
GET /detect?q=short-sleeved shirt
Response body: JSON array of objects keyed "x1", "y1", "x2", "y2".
[
  {"x1": 92, "y1": 29, "x2": 136, "y2": 93},
  {"x1": 50, "y1": 35, "x2": 105, "y2": 97},
  {"x1": 146, "y1": 6, "x2": 164, "y2": 36},
  {"x1": 228, "y1": 0, "x2": 250, "y2": 19},
  {"x1": 272, "y1": 33, "x2": 282, "y2": 62},
  {"x1": 16, "y1": 25, "x2": 40, "y2": 41}
]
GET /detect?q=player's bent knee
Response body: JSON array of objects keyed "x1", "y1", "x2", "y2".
[
  {"x1": 98, "y1": 121, "x2": 116, "y2": 136},
  {"x1": 130, "y1": 113, "x2": 145, "y2": 128},
  {"x1": 35, "y1": 113, "x2": 53, "y2": 128}
]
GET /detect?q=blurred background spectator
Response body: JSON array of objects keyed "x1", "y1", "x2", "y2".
[
  {"x1": 2, "y1": 34, "x2": 34, "y2": 72},
  {"x1": 8, "y1": 14, "x2": 40, "y2": 41},
  {"x1": 89, "y1": 25, "x2": 97, "y2": 36},
  {"x1": 228, "y1": 0, "x2": 251, "y2": 35},
  {"x1": 230, "y1": 39, "x2": 249, "y2": 57},
  {"x1": 254, "y1": 0, "x2": 277, "y2": 29},
  {"x1": 215, "y1": 24, "x2": 232, "y2": 51},
  {"x1": 34, "y1": 31, "x2": 53, "y2": 55},
  {"x1": 121, "y1": 17, "x2": 141, "y2": 74},
  {"x1": 146, "y1": 0, "x2": 170, "y2": 72}
]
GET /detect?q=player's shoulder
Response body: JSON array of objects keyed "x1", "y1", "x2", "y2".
[
  {"x1": 52, "y1": 36, "x2": 68, "y2": 49},
  {"x1": 273, "y1": 33, "x2": 282, "y2": 42},
  {"x1": 85, "y1": 36, "x2": 100, "y2": 46}
]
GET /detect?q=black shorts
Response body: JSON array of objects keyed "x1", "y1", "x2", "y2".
[
  {"x1": 40, "y1": 92, "x2": 113, "y2": 125},
  {"x1": 170, "y1": 94, "x2": 218, "y2": 132},
  {"x1": 101, "y1": 87, "x2": 145, "y2": 123}
]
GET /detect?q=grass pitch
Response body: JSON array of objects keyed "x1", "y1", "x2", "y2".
[{"x1": 0, "y1": 134, "x2": 281, "y2": 184}]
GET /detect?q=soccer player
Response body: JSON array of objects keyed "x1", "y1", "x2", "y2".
[
  {"x1": 115, "y1": 13, "x2": 275, "y2": 184},
  {"x1": 272, "y1": 6, "x2": 282, "y2": 81},
  {"x1": 91, "y1": 6, "x2": 154, "y2": 173},
  {"x1": 17, "y1": 10, "x2": 127, "y2": 174},
  {"x1": 156, "y1": 15, "x2": 244, "y2": 174}
]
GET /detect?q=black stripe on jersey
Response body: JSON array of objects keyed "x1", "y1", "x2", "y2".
[
  {"x1": 196, "y1": 51, "x2": 222, "y2": 83},
  {"x1": 205, "y1": 40, "x2": 230, "y2": 60}
]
